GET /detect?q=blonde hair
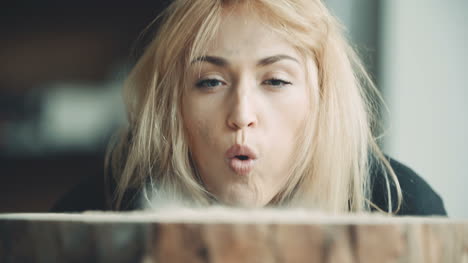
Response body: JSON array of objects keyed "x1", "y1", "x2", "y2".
[{"x1": 106, "y1": 0, "x2": 402, "y2": 213}]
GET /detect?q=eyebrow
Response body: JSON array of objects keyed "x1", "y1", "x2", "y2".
[
  {"x1": 257, "y1": 55, "x2": 300, "y2": 67},
  {"x1": 191, "y1": 56, "x2": 229, "y2": 67},
  {"x1": 190, "y1": 54, "x2": 300, "y2": 67}
]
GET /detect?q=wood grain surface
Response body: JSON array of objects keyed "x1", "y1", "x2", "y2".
[{"x1": 0, "y1": 211, "x2": 466, "y2": 263}]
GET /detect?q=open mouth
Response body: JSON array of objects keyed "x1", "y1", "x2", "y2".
[{"x1": 235, "y1": 155, "x2": 250, "y2": 161}]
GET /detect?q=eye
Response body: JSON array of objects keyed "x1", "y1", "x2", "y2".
[
  {"x1": 195, "y1": 78, "x2": 225, "y2": 89},
  {"x1": 262, "y1": 78, "x2": 292, "y2": 88}
]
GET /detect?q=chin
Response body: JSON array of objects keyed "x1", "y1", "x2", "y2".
[{"x1": 220, "y1": 193, "x2": 268, "y2": 208}]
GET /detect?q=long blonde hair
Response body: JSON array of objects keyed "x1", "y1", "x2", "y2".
[{"x1": 106, "y1": 0, "x2": 402, "y2": 213}]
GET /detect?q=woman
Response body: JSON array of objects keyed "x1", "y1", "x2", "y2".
[{"x1": 53, "y1": 0, "x2": 446, "y2": 215}]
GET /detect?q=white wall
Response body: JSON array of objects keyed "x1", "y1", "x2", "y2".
[{"x1": 380, "y1": 0, "x2": 468, "y2": 217}]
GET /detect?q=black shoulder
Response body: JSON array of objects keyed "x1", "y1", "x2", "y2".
[
  {"x1": 370, "y1": 156, "x2": 447, "y2": 216},
  {"x1": 50, "y1": 175, "x2": 109, "y2": 212},
  {"x1": 51, "y1": 174, "x2": 141, "y2": 212}
]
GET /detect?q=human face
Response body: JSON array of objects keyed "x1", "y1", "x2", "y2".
[{"x1": 182, "y1": 9, "x2": 315, "y2": 207}]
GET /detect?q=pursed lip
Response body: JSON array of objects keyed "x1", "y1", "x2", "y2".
[
  {"x1": 225, "y1": 144, "x2": 258, "y2": 176},
  {"x1": 225, "y1": 144, "x2": 258, "y2": 160}
]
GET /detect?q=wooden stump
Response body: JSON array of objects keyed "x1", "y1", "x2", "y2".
[{"x1": 0, "y1": 209, "x2": 466, "y2": 263}]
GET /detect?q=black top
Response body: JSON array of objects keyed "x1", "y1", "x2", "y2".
[{"x1": 51, "y1": 157, "x2": 447, "y2": 216}]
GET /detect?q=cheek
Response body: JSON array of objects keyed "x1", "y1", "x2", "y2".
[
  {"x1": 273, "y1": 89, "x2": 310, "y2": 140},
  {"x1": 184, "y1": 112, "x2": 210, "y2": 149},
  {"x1": 182, "y1": 98, "x2": 219, "y2": 157},
  {"x1": 266, "y1": 90, "x2": 310, "y2": 181}
]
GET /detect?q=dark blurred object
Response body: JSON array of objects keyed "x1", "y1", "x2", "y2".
[
  {"x1": 0, "y1": 1, "x2": 169, "y2": 89},
  {"x1": 0, "y1": 153, "x2": 104, "y2": 212},
  {"x1": 0, "y1": 1, "x2": 168, "y2": 212}
]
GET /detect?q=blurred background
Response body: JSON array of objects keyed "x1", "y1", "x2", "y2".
[{"x1": 0, "y1": 0, "x2": 466, "y2": 217}]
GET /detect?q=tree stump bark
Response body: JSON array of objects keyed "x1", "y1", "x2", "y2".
[{"x1": 0, "y1": 209, "x2": 466, "y2": 263}]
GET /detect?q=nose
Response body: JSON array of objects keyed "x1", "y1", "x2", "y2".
[{"x1": 226, "y1": 91, "x2": 258, "y2": 130}]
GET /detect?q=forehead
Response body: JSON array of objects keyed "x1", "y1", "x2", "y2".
[{"x1": 204, "y1": 7, "x2": 300, "y2": 60}]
